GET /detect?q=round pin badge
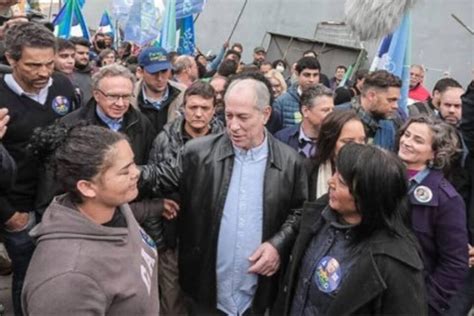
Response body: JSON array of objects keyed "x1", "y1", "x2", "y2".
[
  {"x1": 51, "y1": 96, "x2": 70, "y2": 116},
  {"x1": 414, "y1": 185, "x2": 433, "y2": 203},
  {"x1": 314, "y1": 256, "x2": 342, "y2": 293}
]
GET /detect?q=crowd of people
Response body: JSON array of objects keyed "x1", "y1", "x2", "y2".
[{"x1": 0, "y1": 10, "x2": 473, "y2": 316}]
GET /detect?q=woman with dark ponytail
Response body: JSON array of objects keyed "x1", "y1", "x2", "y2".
[{"x1": 22, "y1": 124, "x2": 160, "y2": 315}]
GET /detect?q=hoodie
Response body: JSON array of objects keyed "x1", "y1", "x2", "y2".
[{"x1": 22, "y1": 194, "x2": 159, "y2": 315}]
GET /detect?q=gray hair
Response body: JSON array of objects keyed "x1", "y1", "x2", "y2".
[
  {"x1": 92, "y1": 64, "x2": 136, "y2": 90},
  {"x1": 5, "y1": 22, "x2": 56, "y2": 61},
  {"x1": 398, "y1": 116, "x2": 461, "y2": 170},
  {"x1": 174, "y1": 55, "x2": 193, "y2": 74},
  {"x1": 224, "y1": 78, "x2": 270, "y2": 111},
  {"x1": 300, "y1": 84, "x2": 334, "y2": 109}
]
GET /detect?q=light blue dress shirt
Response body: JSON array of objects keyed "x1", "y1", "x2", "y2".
[
  {"x1": 96, "y1": 106, "x2": 123, "y2": 131},
  {"x1": 142, "y1": 85, "x2": 169, "y2": 110},
  {"x1": 217, "y1": 135, "x2": 269, "y2": 315}
]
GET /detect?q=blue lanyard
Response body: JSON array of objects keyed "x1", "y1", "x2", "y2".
[{"x1": 408, "y1": 168, "x2": 431, "y2": 195}]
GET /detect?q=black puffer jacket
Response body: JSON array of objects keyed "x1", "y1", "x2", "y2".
[
  {"x1": 139, "y1": 132, "x2": 308, "y2": 312},
  {"x1": 141, "y1": 115, "x2": 224, "y2": 249}
]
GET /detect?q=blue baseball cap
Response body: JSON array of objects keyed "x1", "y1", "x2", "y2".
[{"x1": 138, "y1": 47, "x2": 172, "y2": 73}]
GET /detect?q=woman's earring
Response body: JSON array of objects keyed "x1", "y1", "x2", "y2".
[{"x1": 427, "y1": 159, "x2": 434, "y2": 169}]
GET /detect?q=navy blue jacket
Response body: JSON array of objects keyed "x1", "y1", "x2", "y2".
[{"x1": 274, "y1": 124, "x2": 300, "y2": 152}]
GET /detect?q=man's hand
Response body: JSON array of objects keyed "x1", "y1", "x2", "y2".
[
  {"x1": 223, "y1": 41, "x2": 229, "y2": 49},
  {"x1": 0, "y1": 108, "x2": 10, "y2": 139},
  {"x1": 469, "y1": 244, "x2": 474, "y2": 268},
  {"x1": 248, "y1": 242, "x2": 280, "y2": 276},
  {"x1": 162, "y1": 199, "x2": 180, "y2": 220},
  {"x1": 4, "y1": 211, "x2": 29, "y2": 232}
]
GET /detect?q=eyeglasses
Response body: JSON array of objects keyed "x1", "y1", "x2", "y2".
[{"x1": 96, "y1": 89, "x2": 134, "y2": 103}]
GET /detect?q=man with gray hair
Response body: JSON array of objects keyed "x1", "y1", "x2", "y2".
[
  {"x1": 275, "y1": 84, "x2": 335, "y2": 158},
  {"x1": 61, "y1": 64, "x2": 155, "y2": 164},
  {"x1": 140, "y1": 78, "x2": 307, "y2": 315},
  {"x1": 173, "y1": 55, "x2": 199, "y2": 87}
]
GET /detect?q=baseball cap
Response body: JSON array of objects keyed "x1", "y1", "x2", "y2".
[
  {"x1": 254, "y1": 46, "x2": 266, "y2": 54},
  {"x1": 138, "y1": 47, "x2": 172, "y2": 73}
]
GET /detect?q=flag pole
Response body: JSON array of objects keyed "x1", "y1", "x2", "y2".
[
  {"x1": 48, "y1": 0, "x2": 54, "y2": 20},
  {"x1": 226, "y1": 0, "x2": 248, "y2": 42}
]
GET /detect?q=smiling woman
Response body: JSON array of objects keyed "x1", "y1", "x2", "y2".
[
  {"x1": 278, "y1": 143, "x2": 426, "y2": 315},
  {"x1": 22, "y1": 124, "x2": 160, "y2": 315},
  {"x1": 398, "y1": 116, "x2": 469, "y2": 315}
]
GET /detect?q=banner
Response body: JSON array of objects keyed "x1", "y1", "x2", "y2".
[
  {"x1": 123, "y1": 0, "x2": 161, "y2": 46},
  {"x1": 178, "y1": 15, "x2": 195, "y2": 55},
  {"x1": 370, "y1": 13, "x2": 411, "y2": 114},
  {"x1": 158, "y1": 0, "x2": 177, "y2": 51},
  {"x1": 176, "y1": 0, "x2": 205, "y2": 19}
]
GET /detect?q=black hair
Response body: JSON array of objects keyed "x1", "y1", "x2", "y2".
[
  {"x1": 5, "y1": 22, "x2": 56, "y2": 61},
  {"x1": 217, "y1": 59, "x2": 238, "y2": 77},
  {"x1": 302, "y1": 49, "x2": 318, "y2": 58},
  {"x1": 362, "y1": 70, "x2": 402, "y2": 93},
  {"x1": 28, "y1": 123, "x2": 127, "y2": 203},
  {"x1": 271, "y1": 59, "x2": 287, "y2": 70},
  {"x1": 335, "y1": 65, "x2": 347, "y2": 72},
  {"x1": 56, "y1": 38, "x2": 75, "y2": 53},
  {"x1": 69, "y1": 36, "x2": 90, "y2": 48},
  {"x1": 334, "y1": 87, "x2": 352, "y2": 105},
  {"x1": 315, "y1": 110, "x2": 362, "y2": 166},
  {"x1": 224, "y1": 49, "x2": 241, "y2": 61},
  {"x1": 183, "y1": 81, "x2": 216, "y2": 107},
  {"x1": 433, "y1": 77, "x2": 463, "y2": 94},
  {"x1": 336, "y1": 143, "x2": 411, "y2": 243},
  {"x1": 295, "y1": 56, "x2": 321, "y2": 73}
]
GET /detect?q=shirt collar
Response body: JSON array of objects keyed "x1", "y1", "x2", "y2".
[
  {"x1": 297, "y1": 86, "x2": 303, "y2": 96},
  {"x1": 233, "y1": 131, "x2": 269, "y2": 161},
  {"x1": 95, "y1": 105, "x2": 123, "y2": 131},
  {"x1": 142, "y1": 84, "x2": 169, "y2": 109},
  {"x1": 4, "y1": 74, "x2": 52, "y2": 104},
  {"x1": 298, "y1": 125, "x2": 314, "y2": 143}
]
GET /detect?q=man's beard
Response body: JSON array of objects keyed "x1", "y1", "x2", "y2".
[{"x1": 75, "y1": 62, "x2": 88, "y2": 70}]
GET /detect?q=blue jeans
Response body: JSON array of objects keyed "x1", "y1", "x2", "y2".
[{"x1": 1, "y1": 212, "x2": 36, "y2": 316}]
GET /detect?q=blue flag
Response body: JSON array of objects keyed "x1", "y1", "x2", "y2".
[
  {"x1": 123, "y1": 0, "x2": 160, "y2": 46},
  {"x1": 370, "y1": 13, "x2": 411, "y2": 115},
  {"x1": 97, "y1": 10, "x2": 114, "y2": 36},
  {"x1": 53, "y1": 0, "x2": 90, "y2": 40},
  {"x1": 176, "y1": 0, "x2": 205, "y2": 19},
  {"x1": 178, "y1": 15, "x2": 195, "y2": 55}
]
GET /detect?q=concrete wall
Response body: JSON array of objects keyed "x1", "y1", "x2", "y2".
[
  {"x1": 83, "y1": 0, "x2": 474, "y2": 90},
  {"x1": 192, "y1": 0, "x2": 473, "y2": 90}
]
